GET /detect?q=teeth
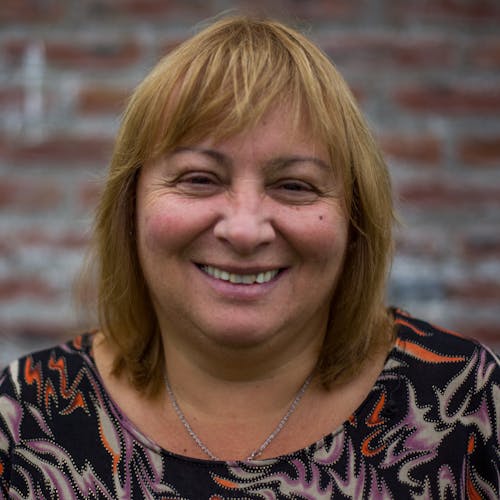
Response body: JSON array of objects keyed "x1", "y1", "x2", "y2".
[
  {"x1": 202, "y1": 265, "x2": 279, "y2": 285},
  {"x1": 229, "y1": 273, "x2": 242, "y2": 284}
]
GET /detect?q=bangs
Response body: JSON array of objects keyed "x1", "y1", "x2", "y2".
[{"x1": 141, "y1": 18, "x2": 345, "y2": 161}]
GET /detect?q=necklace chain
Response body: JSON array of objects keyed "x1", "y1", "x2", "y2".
[{"x1": 165, "y1": 373, "x2": 313, "y2": 461}]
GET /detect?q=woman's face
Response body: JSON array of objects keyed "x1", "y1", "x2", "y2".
[{"x1": 136, "y1": 107, "x2": 349, "y2": 357}]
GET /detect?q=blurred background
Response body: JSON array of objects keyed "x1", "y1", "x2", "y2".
[{"x1": 1, "y1": 0, "x2": 499, "y2": 365}]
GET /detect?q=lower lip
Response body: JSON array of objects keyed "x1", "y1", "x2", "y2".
[{"x1": 196, "y1": 265, "x2": 286, "y2": 300}]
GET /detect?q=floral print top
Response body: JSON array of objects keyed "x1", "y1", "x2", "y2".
[{"x1": 0, "y1": 310, "x2": 498, "y2": 499}]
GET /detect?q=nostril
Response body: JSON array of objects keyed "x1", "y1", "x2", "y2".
[{"x1": 213, "y1": 213, "x2": 276, "y2": 252}]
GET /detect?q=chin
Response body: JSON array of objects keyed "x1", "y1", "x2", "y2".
[{"x1": 206, "y1": 325, "x2": 278, "y2": 350}]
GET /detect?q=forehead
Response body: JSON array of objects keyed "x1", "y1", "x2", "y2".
[{"x1": 175, "y1": 105, "x2": 326, "y2": 157}]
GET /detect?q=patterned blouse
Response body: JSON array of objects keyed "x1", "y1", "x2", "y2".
[{"x1": 0, "y1": 311, "x2": 498, "y2": 499}]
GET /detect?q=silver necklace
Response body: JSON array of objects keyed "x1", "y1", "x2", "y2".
[{"x1": 165, "y1": 373, "x2": 313, "y2": 461}]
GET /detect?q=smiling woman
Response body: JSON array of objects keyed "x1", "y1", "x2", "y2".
[
  {"x1": 0, "y1": 15, "x2": 498, "y2": 499},
  {"x1": 95, "y1": 16, "x2": 395, "y2": 395}
]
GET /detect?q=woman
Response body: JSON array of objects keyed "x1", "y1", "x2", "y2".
[{"x1": 0, "y1": 16, "x2": 498, "y2": 499}]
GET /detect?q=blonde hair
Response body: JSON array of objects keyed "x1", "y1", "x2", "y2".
[{"x1": 88, "y1": 15, "x2": 394, "y2": 396}]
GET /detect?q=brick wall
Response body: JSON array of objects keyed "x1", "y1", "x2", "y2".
[{"x1": 1, "y1": 0, "x2": 499, "y2": 364}]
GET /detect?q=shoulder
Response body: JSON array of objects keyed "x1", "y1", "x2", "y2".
[
  {"x1": 0, "y1": 333, "x2": 96, "y2": 404},
  {"x1": 389, "y1": 309, "x2": 499, "y2": 425},
  {"x1": 385, "y1": 310, "x2": 500, "y2": 495},
  {"x1": 392, "y1": 308, "x2": 499, "y2": 369},
  {"x1": 0, "y1": 333, "x2": 125, "y2": 497}
]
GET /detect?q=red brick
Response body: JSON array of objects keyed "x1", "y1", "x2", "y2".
[
  {"x1": 0, "y1": 320, "x2": 74, "y2": 339},
  {"x1": 78, "y1": 86, "x2": 131, "y2": 114},
  {"x1": 459, "y1": 137, "x2": 500, "y2": 165},
  {"x1": 3, "y1": 38, "x2": 142, "y2": 70},
  {"x1": 387, "y1": 0, "x2": 500, "y2": 22},
  {"x1": 461, "y1": 234, "x2": 500, "y2": 260},
  {"x1": 0, "y1": 277, "x2": 60, "y2": 302},
  {"x1": 322, "y1": 35, "x2": 454, "y2": 69},
  {"x1": 159, "y1": 38, "x2": 188, "y2": 57},
  {"x1": 0, "y1": 239, "x2": 13, "y2": 258},
  {"x1": 398, "y1": 182, "x2": 500, "y2": 207},
  {"x1": 394, "y1": 233, "x2": 443, "y2": 258},
  {"x1": 46, "y1": 40, "x2": 141, "y2": 70},
  {"x1": 466, "y1": 37, "x2": 500, "y2": 69},
  {"x1": 464, "y1": 324, "x2": 500, "y2": 347},
  {"x1": 2, "y1": 39, "x2": 32, "y2": 66},
  {"x1": 379, "y1": 134, "x2": 442, "y2": 164},
  {"x1": 394, "y1": 85, "x2": 500, "y2": 114},
  {"x1": 246, "y1": 0, "x2": 360, "y2": 20},
  {"x1": 0, "y1": 229, "x2": 90, "y2": 265},
  {"x1": 83, "y1": 0, "x2": 212, "y2": 19},
  {"x1": 0, "y1": 178, "x2": 63, "y2": 211},
  {"x1": 348, "y1": 85, "x2": 365, "y2": 105},
  {"x1": 446, "y1": 280, "x2": 500, "y2": 303},
  {"x1": 0, "y1": 0, "x2": 64, "y2": 22},
  {"x1": 57, "y1": 231, "x2": 91, "y2": 249},
  {"x1": 11, "y1": 228, "x2": 90, "y2": 250},
  {"x1": 0, "y1": 136, "x2": 113, "y2": 165},
  {"x1": 126, "y1": 0, "x2": 355, "y2": 21},
  {"x1": 78, "y1": 181, "x2": 103, "y2": 211},
  {"x1": 0, "y1": 87, "x2": 24, "y2": 107}
]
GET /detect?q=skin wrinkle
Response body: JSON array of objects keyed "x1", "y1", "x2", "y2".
[
  {"x1": 171, "y1": 145, "x2": 334, "y2": 173},
  {"x1": 152, "y1": 147, "x2": 343, "y2": 207}
]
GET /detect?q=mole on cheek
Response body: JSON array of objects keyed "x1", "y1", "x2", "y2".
[{"x1": 319, "y1": 215, "x2": 324, "y2": 221}]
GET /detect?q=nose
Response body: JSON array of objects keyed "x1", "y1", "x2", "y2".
[{"x1": 213, "y1": 188, "x2": 276, "y2": 255}]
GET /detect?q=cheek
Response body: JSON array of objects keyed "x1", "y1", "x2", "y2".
[
  {"x1": 138, "y1": 210, "x2": 184, "y2": 257},
  {"x1": 138, "y1": 200, "x2": 215, "y2": 257},
  {"x1": 301, "y1": 211, "x2": 348, "y2": 262}
]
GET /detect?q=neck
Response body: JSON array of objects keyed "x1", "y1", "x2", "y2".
[
  {"x1": 155, "y1": 306, "x2": 328, "y2": 433},
  {"x1": 162, "y1": 338, "x2": 319, "y2": 420},
  {"x1": 165, "y1": 368, "x2": 314, "y2": 461},
  {"x1": 157, "y1": 307, "x2": 327, "y2": 395},
  {"x1": 154, "y1": 290, "x2": 332, "y2": 383},
  {"x1": 162, "y1": 341, "x2": 319, "y2": 461}
]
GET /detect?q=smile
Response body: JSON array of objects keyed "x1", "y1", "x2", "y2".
[{"x1": 200, "y1": 265, "x2": 280, "y2": 285}]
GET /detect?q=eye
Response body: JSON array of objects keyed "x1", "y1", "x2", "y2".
[
  {"x1": 270, "y1": 179, "x2": 320, "y2": 203},
  {"x1": 278, "y1": 180, "x2": 314, "y2": 192},
  {"x1": 182, "y1": 174, "x2": 216, "y2": 185},
  {"x1": 175, "y1": 171, "x2": 222, "y2": 195}
]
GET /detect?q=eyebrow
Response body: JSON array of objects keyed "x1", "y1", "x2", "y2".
[
  {"x1": 171, "y1": 146, "x2": 331, "y2": 172},
  {"x1": 170, "y1": 146, "x2": 230, "y2": 167},
  {"x1": 265, "y1": 155, "x2": 331, "y2": 173}
]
